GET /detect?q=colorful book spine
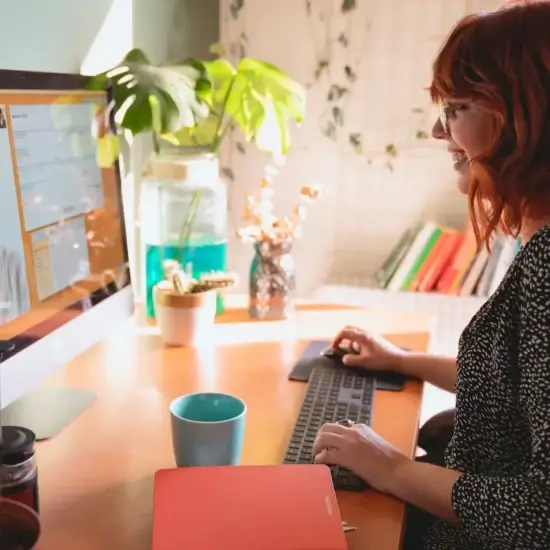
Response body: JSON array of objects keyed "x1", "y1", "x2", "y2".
[
  {"x1": 475, "y1": 238, "x2": 503, "y2": 296},
  {"x1": 408, "y1": 229, "x2": 449, "y2": 291},
  {"x1": 459, "y1": 247, "x2": 490, "y2": 296},
  {"x1": 436, "y1": 222, "x2": 476, "y2": 294},
  {"x1": 417, "y1": 230, "x2": 463, "y2": 292},
  {"x1": 375, "y1": 223, "x2": 422, "y2": 289},
  {"x1": 387, "y1": 222, "x2": 438, "y2": 292},
  {"x1": 374, "y1": 218, "x2": 519, "y2": 297},
  {"x1": 487, "y1": 237, "x2": 520, "y2": 295},
  {"x1": 400, "y1": 226, "x2": 443, "y2": 290}
]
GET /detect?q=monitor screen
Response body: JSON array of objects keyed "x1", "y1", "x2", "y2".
[{"x1": 0, "y1": 75, "x2": 129, "y2": 360}]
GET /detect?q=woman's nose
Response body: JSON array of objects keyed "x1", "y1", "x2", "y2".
[{"x1": 432, "y1": 117, "x2": 447, "y2": 140}]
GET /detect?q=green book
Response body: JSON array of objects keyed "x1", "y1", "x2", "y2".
[
  {"x1": 399, "y1": 226, "x2": 442, "y2": 290},
  {"x1": 375, "y1": 222, "x2": 422, "y2": 289}
]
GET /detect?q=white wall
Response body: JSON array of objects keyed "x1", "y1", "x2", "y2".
[
  {"x1": 1, "y1": 0, "x2": 128, "y2": 72},
  {"x1": 220, "y1": 0, "x2": 503, "y2": 296}
]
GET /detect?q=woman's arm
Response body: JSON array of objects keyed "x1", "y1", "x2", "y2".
[
  {"x1": 389, "y1": 459, "x2": 460, "y2": 523},
  {"x1": 398, "y1": 352, "x2": 457, "y2": 393},
  {"x1": 389, "y1": 442, "x2": 550, "y2": 547}
]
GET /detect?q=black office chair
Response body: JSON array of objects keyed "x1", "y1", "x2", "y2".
[{"x1": 417, "y1": 408, "x2": 455, "y2": 465}]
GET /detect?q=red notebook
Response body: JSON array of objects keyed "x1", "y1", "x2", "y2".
[{"x1": 152, "y1": 464, "x2": 348, "y2": 550}]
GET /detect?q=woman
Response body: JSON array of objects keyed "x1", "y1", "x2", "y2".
[{"x1": 313, "y1": 3, "x2": 550, "y2": 549}]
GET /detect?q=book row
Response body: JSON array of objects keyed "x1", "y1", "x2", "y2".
[{"x1": 375, "y1": 221, "x2": 521, "y2": 297}]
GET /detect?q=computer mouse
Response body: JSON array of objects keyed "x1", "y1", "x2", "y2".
[{"x1": 321, "y1": 345, "x2": 358, "y2": 362}]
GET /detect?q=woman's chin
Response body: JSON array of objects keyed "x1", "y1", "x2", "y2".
[
  {"x1": 457, "y1": 177, "x2": 469, "y2": 194},
  {"x1": 455, "y1": 167, "x2": 470, "y2": 195}
]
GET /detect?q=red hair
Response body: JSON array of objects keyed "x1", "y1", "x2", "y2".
[{"x1": 429, "y1": 1, "x2": 550, "y2": 246}]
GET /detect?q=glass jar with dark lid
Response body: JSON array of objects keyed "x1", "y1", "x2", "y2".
[{"x1": 0, "y1": 426, "x2": 39, "y2": 514}]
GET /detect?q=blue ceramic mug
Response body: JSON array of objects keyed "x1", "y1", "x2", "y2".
[{"x1": 170, "y1": 392, "x2": 247, "y2": 467}]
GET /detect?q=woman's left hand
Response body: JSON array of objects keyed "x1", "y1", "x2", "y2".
[{"x1": 313, "y1": 423, "x2": 409, "y2": 494}]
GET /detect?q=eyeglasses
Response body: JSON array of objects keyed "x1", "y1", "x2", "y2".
[
  {"x1": 438, "y1": 100, "x2": 449, "y2": 134},
  {"x1": 437, "y1": 99, "x2": 473, "y2": 134}
]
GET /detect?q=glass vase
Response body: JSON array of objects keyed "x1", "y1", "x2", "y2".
[
  {"x1": 248, "y1": 241, "x2": 296, "y2": 320},
  {"x1": 140, "y1": 152, "x2": 228, "y2": 319}
]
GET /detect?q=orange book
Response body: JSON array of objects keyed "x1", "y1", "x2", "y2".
[
  {"x1": 436, "y1": 222, "x2": 476, "y2": 294},
  {"x1": 409, "y1": 229, "x2": 449, "y2": 291},
  {"x1": 152, "y1": 465, "x2": 348, "y2": 550},
  {"x1": 447, "y1": 230, "x2": 478, "y2": 294},
  {"x1": 419, "y1": 231, "x2": 463, "y2": 292}
]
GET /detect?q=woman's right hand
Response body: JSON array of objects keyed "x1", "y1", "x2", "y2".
[{"x1": 332, "y1": 326, "x2": 407, "y2": 372}]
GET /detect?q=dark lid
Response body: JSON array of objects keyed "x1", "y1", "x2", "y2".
[{"x1": 0, "y1": 426, "x2": 36, "y2": 458}]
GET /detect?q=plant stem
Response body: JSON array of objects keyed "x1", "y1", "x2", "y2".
[
  {"x1": 211, "y1": 75, "x2": 237, "y2": 153},
  {"x1": 216, "y1": 122, "x2": 233, "y2": 149},
  {"x1": 177, "y1": 189, "x2": 202, "y2": 265}
]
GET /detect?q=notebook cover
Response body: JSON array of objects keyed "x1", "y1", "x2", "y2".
[{"x1": 152, "y1": 464, "x2": 347, "y2": 550}]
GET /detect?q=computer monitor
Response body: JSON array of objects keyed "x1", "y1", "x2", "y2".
[{"x1": 0, "y1": 69, "x2": 133, "y2": 439}]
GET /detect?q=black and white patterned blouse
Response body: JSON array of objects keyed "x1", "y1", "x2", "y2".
[{"x1": 425, "y1": 224, "x2": 550, "y2": 549}]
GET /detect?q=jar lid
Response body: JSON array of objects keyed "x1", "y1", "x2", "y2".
[{"x1": 0, "y1": 426, "x2": 36, "y2": 458}]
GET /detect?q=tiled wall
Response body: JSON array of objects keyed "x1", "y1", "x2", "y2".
[{"x1": 220, "y1": 0, "x2": 503, "y2": 296}]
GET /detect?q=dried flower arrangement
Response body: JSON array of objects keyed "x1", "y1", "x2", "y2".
[
  {"x1": 157, "y1": 260, "x2": 238, "y2": 296},
  {"x1": 236, "y1": 167, "x2": 325, "y2": 245}
]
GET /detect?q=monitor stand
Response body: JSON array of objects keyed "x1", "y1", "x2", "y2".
[{"x1": 1, "y1": 388, "x2": 96, "y2": 441}]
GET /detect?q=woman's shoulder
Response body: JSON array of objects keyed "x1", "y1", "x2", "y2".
[
  {"x1": 514, "y1": 224, "x2": 550, "y2": 303},
  {"x1": 518, "y1": 224, "x2": 550, "y2": 270}
]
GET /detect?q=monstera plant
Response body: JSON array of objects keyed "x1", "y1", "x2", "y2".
[
  {"x1": 86, "y1": 48, "x2": 306, "y2": 160},
  {"x1": 86, "y1": 48, "x2": 306, "y2": 320}
]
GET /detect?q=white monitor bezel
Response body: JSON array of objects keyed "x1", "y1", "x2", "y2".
[{"x1": 0, "y1": 69, "x2": 134, "y2": 408}]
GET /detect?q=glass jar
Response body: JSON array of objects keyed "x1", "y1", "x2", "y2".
[
  {"x1": 140, "y1": 153, "x2": 228, "y2": 318},
  {"x1": 248, "y1": 241, "x2": 296, "y2": 320},
  {"x1": 0, "y1": 426, "x2": 39, "y2": 514}
]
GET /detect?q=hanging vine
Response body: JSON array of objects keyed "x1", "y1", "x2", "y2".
[{"x1": 306, "y1": 0, "x2": 431, "y2": 172}]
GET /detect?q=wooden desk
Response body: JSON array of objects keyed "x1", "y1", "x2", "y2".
[{"x1": 34, "y1": 303, "x2": 429, "y2": 550}]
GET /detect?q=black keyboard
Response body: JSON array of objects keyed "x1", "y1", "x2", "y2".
[{"x1": 283, "y1": 362, "x2": 375, "y2": 491}]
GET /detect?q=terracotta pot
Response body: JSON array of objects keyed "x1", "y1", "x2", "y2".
[
  {"x1": 0, "y1": 498, "x2": 41, "y2": 550},
  {"x1": 153, "y1": 285, "x2": 217, "y2": 346}
]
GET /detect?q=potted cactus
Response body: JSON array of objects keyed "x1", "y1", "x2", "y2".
[{"x1": 153, "y1": 260, "x2": 237, "y2": 347}]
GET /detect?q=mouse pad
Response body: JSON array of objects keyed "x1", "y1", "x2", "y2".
[{"x1": 288, "y1": 340, "x2": 409, "y2": 391}]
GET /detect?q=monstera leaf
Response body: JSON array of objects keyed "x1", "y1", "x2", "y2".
[
  {"x1": 87, "y1": 49, "x2": 211, "y2": 139},
  {"x1": 227, "y1": 58, "x2": 306, "y2": 154},
  {"x1": 161, "y1": 59, "x2": 236, "y2": 149},
  {"x1": 164, "y1": 57, "x2": 306, "y2": 155}
]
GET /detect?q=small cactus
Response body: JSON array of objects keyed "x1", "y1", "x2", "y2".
[{"x1": 161, "y1": 262, "x2": 237, "y2": 295}]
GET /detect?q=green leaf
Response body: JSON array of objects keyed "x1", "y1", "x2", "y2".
[
  {"x1": 338, "y1": 32, "x2": 349, "y2": 47},
  {"x1": 162, "y1": 112, "x2": 220, "y2": 148},
  {"x1": 327, "y1": 84, "x2": 349, "y2": 101},
  {"x1": 226, "y1": 58, "x2": 306, "y2": 154},
  {"x1": 162, "y1": 57, "x2": 306, "y2": 155},
  {"x1": 385, "y1": 143, "x2": 398, "y2": 157},
  {"x1": 162, "y1": 59, "x2": 236, "y2": 149},
  {"x1": 344, "y1": 65, "x2": 357, "y2": 83},
  {"x1": 230, "y1": 0, "x2": 245, "y2": 19},
  {"x1": 203, "y1": 59, "x2": 237, "y2": 105},
  {"x1": 86, "y1": 48, "x2": 210, "y2": 137},
  {"x1": 332, "y1": 106, "x2": 344, "y2": 126},
  {"x1": 321, "y1": 120, "x2": 337, "y2": 140},
  {"x1": 314, "y1": 60, "x2": 330, "y2": 81},
  {"x1": 349, "y1": 132, "x2": 363, "y2": 154},
  {"x1": 96, "y1": 135, "x2": 120, "y2": 168},
  {"x1": 416, "y1": 130, "x2": 429, "y2": 139},
  {"x1": 341, "y1": 0, "x2": 357, "y2": 13},
  {"x1": 208, "y1": 41, "x2": 226, "y2": 57},
  {"x1": 221, "y1": 166, "x2": 235, "y2": 181}
]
